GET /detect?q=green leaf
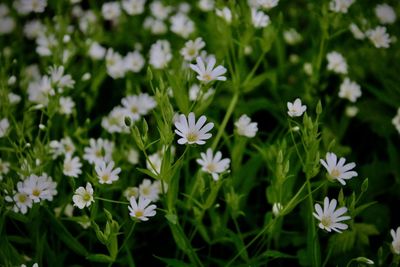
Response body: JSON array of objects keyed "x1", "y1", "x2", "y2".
[
  {"x1": 154, "y1": 256, "x2": 193, "y2": 267},
  {"x1": 137, "y1": 167, "x2": 159, "y2": 180},
  {"x1": 262, "y1": 250, "x2": 297, "y2": 259},
  {"x1": 86, "y1": 254, "x2": 115, "y2": 263}
]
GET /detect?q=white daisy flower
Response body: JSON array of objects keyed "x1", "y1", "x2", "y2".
[
  {"x1": 5, "y1": 182, "x2": 33, "y2": 214},
  {"x1": 320, "y1": 152, "x2": 358, "y2": 185},
  {"x1": 128, "y1": 196, "x2": 157, "y2": 221},
  {"x1": 235, "y1": 114, "x2": 258, "y2": 138},
  {"x1": 149, "y1": 40, "x2": 172, "y2": 69},
  {"x1": 189, "y1": 84, "x2": 215, "y2": 101},
  {"x1": 313, "y1": 197, "x2": 351, "y2": 233},
  {"x1": 375, "y1": 4, "x2": 396, "y2": 25},
  {"x1": 83, "y1": 138, "x2": 114, "y2": 165},
  {"x1": 327, "y1": 51, "x2": 348, "y2": 74},
  {"x1": 0, "y1": 158, "x2": 10, "y2": 180},
  {"x1": 366, "y1": 26, "x2": 391, "y2": 49},
  {"x1": 73, "y1": 182, "x2": 94, "y2": 209},
  {"x1": 124, "y1": 186, "x2": 139, "y2": 201},
  {"x1": 257, "y1": 0, "x2": 279, "y2": 9},
  {"x1": 0, "y1": 118, "x2": 10, "y2": 138},
  {"x1": 198, "y1": 0, "x2": 214, "y2": 12},
  {"x1": 170, "y1": 13, "x2": 195, "y2": 39},
  {"x1": 101, "y1": 1, "x2": 121, "y2": 21},
  {"x1": 150, "y1": 1, "x2": 171, "y2": 20},
  {"x1": 391, "y1": 227, "x2": 400, "y2": 254},
  {"x1": 95, "y1": 161, "x2": 121, "y2": 184},
  {"x1": 251, "y1": 8, "x2": 270, "y2": 29},
  {"x1": 21, "y1": 173, "x2": 58, "y2": 203},
  {"x1": 124, "y1": 51, "x2": 145, "y2": 73},
  {"x1": 49, "y1": 137, "x2": 75, "y2": 159},
  {"x1": 349, "y1": 23, "x2": 365, "y2": 40},
  {"x1": 329, "y1": 0, "x2": 354, "y2": 14},
  {"x1": 101, "y1": 106, "x2": 130, "y2": 134},
  {"x1": 174, "y1": 112, "x2": 214, "y2": 145},
  {"x1": 339, "y1": 78, "x2": 362, "y2": 102},
  {"x1": 196, "y1": 148, "x2": 231, "y2": 181},
  {"x1": 392, "y1": 108, "x2": 400, "y2": 134},
  {"x1": 138, "y1": 179, "x2": 159, "y2": 202},
  {"x1": 59, "y1": 96, "x2": 75, "y2": 115},
  {"x1": 63, "y1": 155, "x2": 82, "y2": 178},
  {"x1": 122, "y1": 0, "x2": 146, "y2": 15},
  {"x1": 287, "y1": 98, "x2": 307, "y2": 117},
  {"x1": 180, "y1": 37, "x2": 206, "y2": 61},
  {"x1": 216, "y1": 7, "x2": 232, "y2": 24},
  {"x1": 190, "y1": 56, "x2": 227, "y2": 83},
  {"x1": 48, "y1": 65, "x2": 75, "y2": 90},
  {"x1": 88, "y1": 42, "x2": 106, "y2": 60}
]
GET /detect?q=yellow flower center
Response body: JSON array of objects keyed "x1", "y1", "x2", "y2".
[
  {"x1": 321, "y1": 216, "x2": 332, "y2": 228},
  {"x1": 186, "y1": 132, "x2": 198, "y2": 143},
  {"x1": 32, "y1": 188, "x2": 41, "y2": 197},
  {"x1": 330, "y1": 168, "x2": 340, "y2": 178},
  {"x1": 135, "y1": 210, "x2": 143, "y2": 218},
  {"x1": 206, "y1": 163, "x2": 217, "y2": 173},
  {"x1": 203, "y1": 74, "x2": 212, "y2": 81},
  {"x1": 101, "y1": 174, "x2": 110, "y2": 182},
  {"x1": 141, "y1": 187, "x2": 150, "y2": 196},
  {"x1": 83, "y1": 192, "x2": 92, "y2": 202},
  {"x1": 131, "y1": 106, "x2": 138, "y2": 114},
  {"x1": 18, "y1": 194, "x2": 27, "y2": 203}
]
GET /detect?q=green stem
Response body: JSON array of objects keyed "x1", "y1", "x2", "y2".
[
  {"x1": 95, "y1": 197, "x2": 129, "y2": 205},
  {"x1": 306, "y1": 176, "x2": 319, "y2": 267},
  {"x1": 211, "y1": 92, "x2": 239, "y2": 151}
]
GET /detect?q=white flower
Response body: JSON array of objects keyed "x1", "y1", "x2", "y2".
[
  {"x1": 174, "y1": 112, "x2": 214, "y2": 145},
  {"x1": 392, "y1": 108, "x2": 400, "y2": 134},
  {"x1": 197, "y1": 148, "x2": 230, "y2": 181},
  {"x1": 366, "y1": 26, "x2": 391, "y2": 49},
  {"x1": 349, "y1": 23, "x2": 365, "y2": 40},
  {"x1": 339, "y1": 78, "x2": 362, "y2": 102},
  {"x1": 21, "y1": 173, "x2": 57, "y2": 203},
  {"x1": 235, "y1": 114, "x2": 258, "y2": 138},
  {"x1": 8, "y1": 93, "x2": 22, "y2": 104},
  {"x1": 190, "y1": 56, "x2": 227, "y2": 83},
  {"x1": 106, "y1": 48, "x2": 126, "y2": 79},
  {"x1": 198, "y1": 0, "x2": 214, "y2": 11},
  {"x1": 391, "y1": 227, "x2": 400, "y2": 254},
  {"x1": 88, "y1": 42, "x2": 106, "y2": 60},
  {"x1": 59, "y1": 96, "x2": 75, "y2": 115},
  {"x1": 0, "y1": 16, "x2": 15, "y2": 35},
  {"x1": 122, "y1": 0, "x2": 146, "y2": 15},
  {"x1": 320, "y1": 152, "x2": 358, "y2": 185},
  {"x1": 251, "y1": 8, "x2": 270, "y2": 29},
  {"x1": 63, "y1": 155, "x2": 82, "y2": 178},
  {"x1": 189, "y1": 84, "x2": 214, "y2": 101},
  {"x1": 345, "y1": 106, "x2": 358, "y2": 117},
  {"x1": 329, "y1": 0, "x2": 354, "y2": 13},
  {"x1": 101, "y1": 2, "x2": 121, "y2": 21},
  {"x1": 124, "y1": 187, "x2": 139, "y2": 200},
  {"x1": 272, "y1": 202, "x2": 283, "y2": 217},
  {"x1": 313, "y1": 197, "x2": 351, "y2": 233},
  {"x1": 128, "y1": 196, "x2": 157, "y2": 221},
  {"x1": 73, "y1": 182, "x2": 94, "y2": 209},
  {"x1": 127, "y1": 148, "x2": 139, "y2": 165},
  {"x1": 121, "y1": 93, "x2": 157, "y2": 122},
  {"x1": 48, "y1": 65, "x2": 75, "y2": 89},
  {"x1": 150, "y1": 1, "x2": 171, "y2": 20},
  {"x1": 0, "y1": 158, "x2": 10, "y2": 180},
  {"x1": 149, "y1": 40, "x2": 172, "y2": 69},
  {"x1": 287, "y1": 98, "x2": 307, "y2": 117},
  {"x1": 14, "y1": 0, "x2": 47, "y2": 14},
  {"x1": 283, "y1": 28, "x2": 302, "y2": 45},
  {"x1": 95, "y1": 161, "x2": 121, "y2": 184},
  {"x1": 170, "y1": 13, "x2": 195, "y2": 39},
  {"x1": 257, "y1": 0, "x2": 279, "y2": 9},
  {"x1": 180, "y1": 38, "x2": 206, "y2": 61},
  {"x1": 124, "y1": 51, "x2": 145, "y2": 73},
  {"x1": 216, "y1": 7, "x2": 232, "y2": 24},
  {"x1": 49, "y1": 137, "x2": 75, "y2": 159},
  {"x1": 147, "y1": 152, "x2": 162, "y2": 174},
  {"x1": 5, "y1": 182, "x2": 33, "y2": 214},
  {"x1": 0, "y1": 118, "x2": 10, "y2": 138},
  {"x1": 138, "y1": 179, "x2": 160, "y2": 201},
  {"x1": 24, "y1": 19, "x2": 43, "y2": 39},
  {"x1": 326, "y1": 51, "x2": 347, "y2": 74},
  {"x1": 375, "y1": 4, "x2": 396, "y2": 25},
  {"x1": 144, "y1": 17, "x2": 167, "y2": 34},
  {"x1": 101, "y1": 106, "x2": 130, "y2": 133},
  {"x1": 83, "y1": 138, "x2": 114, "y2": 165}
]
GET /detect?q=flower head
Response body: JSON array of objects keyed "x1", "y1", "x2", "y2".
[
  {"x1": 313, "y1": 197, "x2": 351, "y2": 233},
  {"x1": 375, "y1": 4, "x2": 396, "y2": 25},
  {"x1": 190, "y1": 56, "x2": 227, "y2": 83},
  {"x1": 21, "y1": 173, "x2": 57, "y2": 203},
  {"x1": 95, "y1": 160, "x2": 121, "y2": 184},
  {"x1": 174, "y1": 112, "x2": 214, "y2": 145},
  {"x1": 180, "y1": 37, "x2": 205, "y2": 61},
  {"x1": 327, "y1": 51, "x2": 347, "y2": 74},
  {"x1": 287, "y1": 98, "x2": 307, "y2": 117},
  {"x1": 339, "y1": 78, "x2": 362, "y2": 102},
  {"x1": 128, "y1": 196, "x2": 157, "y2": 221},
  {"x1": 63, "y1": 155, "x2": 82, "y2": 178},
  {"x1": 73, "y1": 182, "x2": 94, "y2": 209},
  {"x1": 197, "y1": 148, "x2": 230, "y2": 181},
  {"x1": 391, "y1": 227, "x2": 400, "y2": 254},
  {"x1": 235, "y1": 114, "x2": 258, "y2": 138},
  {"x1": 251, "y1": 8, "x2": 270, "y2": 29},
  {"x1": 320, "y1": 152, "x2": 357, "y2": 185},
  {"x1": 366, "y1": 26, "x2": 391, "y2": 49}
]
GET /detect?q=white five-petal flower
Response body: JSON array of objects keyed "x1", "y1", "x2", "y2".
[
  {"x1": 287, "y1": 98, "x2": 307, "y2": 117},
  {"x1": 313, "y1": 197, "x2": 351, "y2": 233},
  {"x1": 73, "y1": 182, "x2": 94, "y2": 209},
  {"x1": 196, "y1": 148, "x2": 230, "y2": 181},
  {"x1": 339, "y1": 78, "x2": 362, "y2": 103},
  {"x1": 128, "y1": 196, "x2": 157, "y2": 221},
  {"x1": 174, "y1": 112, "x2": 214, "y2": 145},
  {"x1": 190, "y1": 56, "x2": 227, "y2": 83},
  {"x1": 320, "y1": 152, "x2": 358, "y2": 185},
  {"x1": 235, "y1": 114, "x2": 258, "y2": 138},
  {"x1": 63, "y1": 155, "x2": 82, "y2": 178},
  {"x1": 95, "y1": 160, "x2": 121, "y2": 184}
]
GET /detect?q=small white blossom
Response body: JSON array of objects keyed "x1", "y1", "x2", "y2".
[
  {"x1": 21, "y1": 173, "x2": 57, "y2": 203},
  {"x1": 0, "y1": 118, "x2": 10, "y2": 138},
  {"x1": 59, "y1": 96, "x2": 75, "y2": 115},
  {"x1": 189, "y1": 84, "x2": 214, "y2": 101},
  {"x1": 174, "y1": 112, "x2": 214, "y2": 145},
  {"x1": 287, "y1": 98, "x2": 307, "y2": 117},
  {"x1": 198, "y1": 0, "x2": 214, "y2": 11},
  {"x1": 216, "y1": 7, "x2": 232, "y2": 24},
  {"x1": 339, "y1": 78, "x2": 362, "y2": 103},
  {"x1": 124, "y1": 51, "x2": 145, "y2": 73},
  {"x1": 349, "y1": 23, "x2": 365, "y2": 40},
  {"x1": 128, "y1": 196, "x2": 157, "y2": 221},
  {"x1": 101, "y1": 106, "x2": 130, "y2": 133},
  {"x1": 149, "y1": 40, "x2": 172, "y2": 69},
  {"x1": 251, "y1": 8, "x2": 270, "y2": 29},
  {"x1": 73, "y1": 183, "x2": 94, "y2": 209},
  {"x1": 83, "y1": 138, "x2": 114, "y2": 165},
  {"x1": 375, "y1": 4, "x2": 396, "y2": 25},
  {"x1": 0, "y1": 158, "x2": 10, "y2": 180},
  {"x1": 366, "y1": 26, "x2": 391, "y2": 49},
  {"x1": 122, "y1": 0, "x2": 146, "y2": 15},
  {"x1": 327, "y1": 51, "x2": 348, "y2": 74},
  {"x1": 329, "y1": 0, "x2": 354, "y2": 13},
  {"x1": 257, "y1": 0, "x2": 279, "y2": 9},
  {"x1": 63, "y1": 155, "x2": 82, "y2": 178},
  {"x1": 88, "y1": 42, "x2": 106, "y2": 60},
  {"x1": 190, "y1": 56, "x2": 227, "y2": 83},
  {"x1": 180, "y1": 38, "x2": 206, "y2": 61},
  {"x1": 283, "y1": 28, "x2": 302, "y2": 45},
  {"x1": 138, "y1": 179, "x2": 160, "y2": 201},
  {"x1": 95, "y1": 161, "x2": 121, "y2": 184},
  {"x1": 101, "y1": 2, "x2": 121, "y2": 21},
  {"x1": 272, "y1": 203, "x2": 283, "y2": 217},
  {"x1": 49, "y1": 137, "x2": 75, "y2": 159},
  {"x1": 197, "y1": 148, "x2": 230, "y2": 181},
  {"x1": 320, "y1": 152, "x2": 358, "y2": 185},
  {"x1": 170, "y1": 13, "x2": 195, "y2": 38},
  {"x1": 235, "y1": 114, "x2": 258, "y2": 138},
  {"x1": 313, "y1": 197, "x2": 351, "y2": 233}
]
